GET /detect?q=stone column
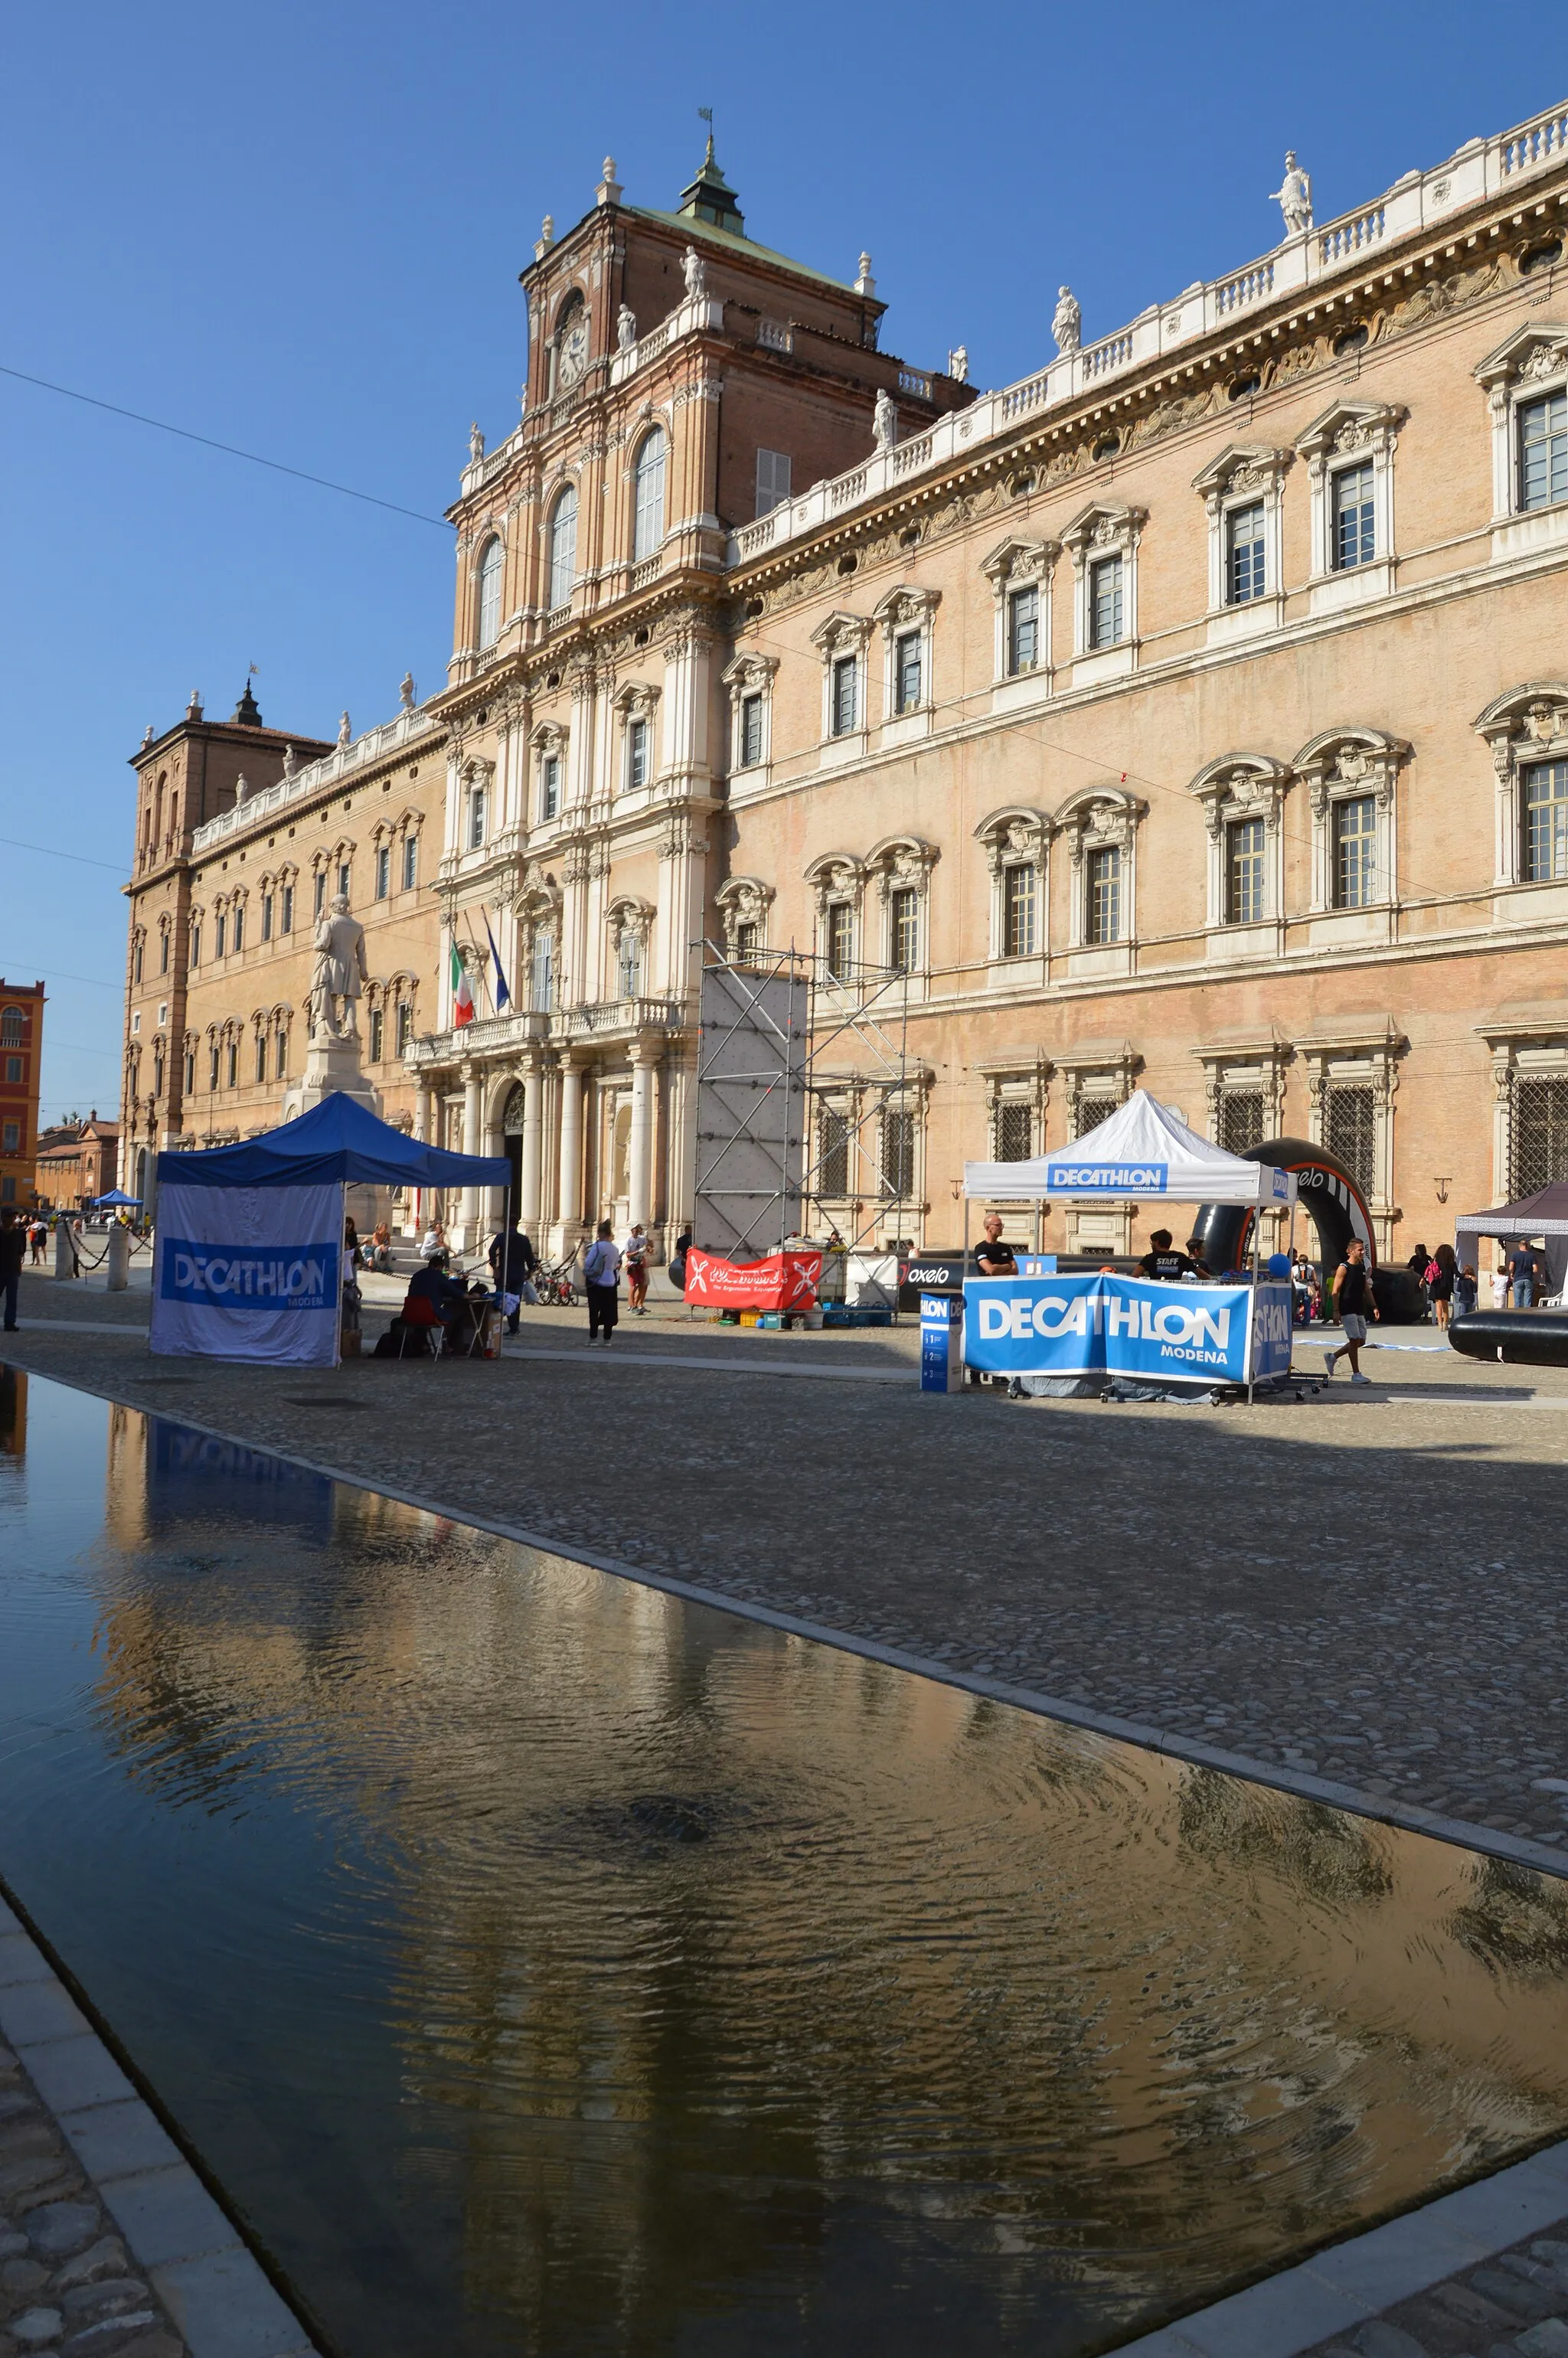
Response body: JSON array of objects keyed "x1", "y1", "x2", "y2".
[
  {"x1": 519, "y1": 1052, "x2": 544, "y2": 1231},
  {"x1": 557, "y1": 1055, "x2": 583, "y2": 1249},
  {"x1": 664, "y1": 1049, "x2": 697, "y2": 1257},
  {"x1": 459, "y1": 1062, "x2": 482, "y2": 1244},
  {"x1": 629, "y1": 1043, "x2": 657, "y2": 1232},
  {"x1": 483, "y1": 1086, "x2": 507, "y2": 1229}
]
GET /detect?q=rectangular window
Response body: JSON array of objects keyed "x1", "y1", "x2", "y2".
[
  {"x1": 1218, "y1": 1091, "x2": 1264, "y2": 1154},
  {"x1": 831, "y1": 655, "x2": 859, "y2": 736},
  {"x1": 756, "y1": 448, "x2": 792, "y2": 519},
  {"x1": 1331, "y1": 463, "x2": 1376, "y2": 570},
  {"x1": 1325, "y1": 1085, "x2": 1376, "y2": 1196},
  {"x1": 626, "y1": 716, "x2": 649, "y2": 790},
  {"x1": 254, "y1": 1032, "x2": 266, "y2": 1084},
  {"x1": 276, "y1": 1027, "x2": 289, "y2": 1080},
  {"x1": 1332, "y1": 795, "x2": 1378, "y2": 907},
  {"x1": 1523, "y1": 759, "x2": 1568, "y2": 882},
  {"x1": 184, "y1": 1047, "x2": 195, "y2": 1096},
  {"x1": 894, "y1": 630, "x2": 923, "y2": 714},
  {"x1": 225, "y1": 1039, "x2": 237, "y2": 1089},
  {"x1": 466, "y1": 787, "x2": 485, "y2": 849},
  {"x1": 1089, "y1": 554, "x2": 1124, "y2": 648},
  {"x1": 818, "y1": 1108, "x2": 850, "y2": 1200},
  {"x1": 880, "y1": 1108, "x2": 916, "y2": 1200},
  {"x1": 530, "y1": 932, "x2": 554, "y2": 1014},
  {"x1": 890, "y1": 887, "x2": 920, "y2": 973},
  {"x1": 281, "y1": 883, "x2": 293, "y2": 934},
  {"x1": 997, "y1": 1099, "x2": 1033, "y2": 1161},
  {"x1": 313, "y1": 870, "x2": 326, "y2": 917},
  {"x1": 1006, "y1": 583, "x2": 1039, "y2": 674},
  {"x1": 1087, "y1": 844, "x2": 1122, "y2": 943},
  {"x1": 618, "y1": 932, "x2": 643, "y2": 999},
  {"x1": 190, "y1": 921, "x2": 201, "y2": 967},
  {"x1": 261, "y1": 893, "x2": 273, "y2": 942},
  {"x1": 369, "y1": 1007, "x2": 384, "y2": 1062},
  {"x1": 232, "y1": 904, "x2": 244, "y2": 954},
  {"x1": 5, "y1": 1057, "x2": 20, "y2": 1085},
  {"x1": 1003, "y1": 864, "x2": 1036, "y2": 959},
  {"x1": 338, "y1": 861, "x2": 351, "y2": 900},
  {"x1": 1076, "y1": 1094, "x2": 1118, "y2": 1138},
  {"x1": 826, "y1": 901, "x2": 854, "y2": 980},
  {"x1": 1512, "y1": 1074, "x2": 1568, "y2": 1195},
  {"x1": 1225, "y1": 815, "x2": 1266, "y2": 923},
  {"x1": 159, "y1": 931, "x2": 169, "y2": 974},
  {"x1": 375, "y1": 845, "x2": 390, "y2": 899},
  {"x1": 2, "y1": 1122, "x2": 18, "y2": 1155},
  {"x1": 541, "y1": 754, "x2": 560, "y2": 821},
  {"x1": 1520, "y1": 390, "x2": 1568, "y2": 512},
  {"x1": 214, "y1": 912, "x2": 226, "y2": 958},
  {"x1": 1227, "y1": 501, "x2": 1266, "y2": 604},
  {"x1": 208, "y1": 1046, "x2": 219, "y2": 1092},
  {"x1": 739, "y1": 694, "x2": 764, "y2": 769},
  {"x1": 133, "y1": 939, "x2": 143, "y2": 984},
  {"x1": 734, "y1": 920, "x2": 760, "y2": 963},
  {"x1": 396, "y1": 1001, "x2": 412, "y2": 1056},
  {"x1": 402, "y1": 834, "x2": 418, "y2": 891}
]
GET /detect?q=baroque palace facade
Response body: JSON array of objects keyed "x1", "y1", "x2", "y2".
[{"x1": 122, "y1": 107, "x2": 1568, "y2": 1259}]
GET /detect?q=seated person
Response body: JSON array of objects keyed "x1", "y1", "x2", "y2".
[
  {"x1": 1136, "y1": 1227, "x2": 1200, "y2": 1282},
  {"x1": 972, "y1": 1213, "x2": 1017, "y2": 1277},
  {"x1": 403, "y1": 1255, "x2": 464, "y2": 1325}
]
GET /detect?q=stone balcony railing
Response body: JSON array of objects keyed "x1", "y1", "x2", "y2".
[
  {"x1": 406, "y1": 1009, "x2": 553, "y2": 1070},
  {"x1": 191, "y1": 704, "x2": 440, "y2": 853},
  {"x1": 562, "y1": 994, "x2": 686, "y2": 1043},
  {"x1": 727, "y1": 97, "x2": 1568, "y2": 569}
]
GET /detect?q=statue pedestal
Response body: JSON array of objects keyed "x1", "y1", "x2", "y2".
[{"x1": 281, "y1": 1030, "x2": 380, "y2": 1126}]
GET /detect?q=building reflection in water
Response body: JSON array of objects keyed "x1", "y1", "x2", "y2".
[
  {"x1": 0, "y1": 1365, "x2": 25, "y2": 1462},
  {"x1": 42, "y1": 1396, "x2": 1568, "y2": 2356}
]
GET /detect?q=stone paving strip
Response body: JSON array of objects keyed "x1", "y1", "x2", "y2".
[
  {"x1": 0, "y1": 1897, "x2": 318, "y2": 2358},
  {"x1": 1108, "y1": 2135, "x2": 1568, "y2": 2356}
]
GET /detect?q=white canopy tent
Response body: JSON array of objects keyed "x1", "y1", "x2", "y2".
[{"x1": 963, "y1": 1089, "x2": 1297, "y2": 1207}]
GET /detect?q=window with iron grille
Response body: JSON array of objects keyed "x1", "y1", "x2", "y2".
[
  {"x1": 1331, "y1": 463, "x2": 1375, "y2": 570},
  {"x1": 1218, "y1": 1091, "x2": 1264, "y2": 1154},
  {"x1": 1227, "y1": 502, "x2": 1266, "y2": 604},
  {"x1": 1224, "y1": 816, "x2": 1266, "y2": 924},
  {"x1": 996, "y1": 1099, "x2": 1033, "y2": 1161},
  {"x1": 826, "y1": 902, "x2": 854, "y2": 979},
  {"x1": 739, "y1": 694, "x2": 764, "y2": 768},
  {"x1": 1332, "y1": 795, "x2": 1377, "y2": 907},
  {"x1": 1006, "y1": 583, "x2": 1038, "y2": 674},
  {"x1": 1002, "y1": 864, "x2": 1036, "y2": 958},
  {"x1": 894, "y1": 630, "x2": 923, "y2": 714},
  {"x1": 1089, "y1": 554, "x2": 1124, "y2": 648},
  {"x1": 1325, "y1": 1085, "x2": 1375, "y2": 1195},
  {"x1": 831, "y1": 654, "x2": 858, "y2": 736},
  {"x1": 1523, "y1": 759, "x2": 1568, "y2": 882},
  {"x1": 1520, "y1": 390, "x2": 1568, "y2": 512},
  {"x1": 1076, "y1": 1095, "x2": 1118, "y2": 1137},
  {"x1": 890, "y1": 887, "x2": 919, "y2": 972},
  {"x1": 369, "y1": 1008, "x2": 384, "y2": 1063},
  {"x1": 817, "y1": 1107, "x2": 850, "y2": 1198},
  {"x1": 1512, "y1": 1076, "x2": 1568, "y2": 1195},
  {"x1": 881, "y1": 1107, "x2": 916, "y2": 1198},
  {"x1": 1087, "y1": 844, "x2": 1122, "y2": 943}
]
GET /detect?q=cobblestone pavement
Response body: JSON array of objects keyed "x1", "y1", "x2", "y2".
[
  {"x1": 0, "y1": 2040, "x2": 185, "y2": 2358},
  {"x1": 1302, "y1": 2228, "x2": 1568, "y2": 2357},
  {"x1": 6, "y1": 1272, "x2": 1568, "y2": 1855}
]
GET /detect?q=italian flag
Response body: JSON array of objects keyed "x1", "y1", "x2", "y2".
[{"x1": 451, "y1": 941, "x2": 475, "y2": 1027}]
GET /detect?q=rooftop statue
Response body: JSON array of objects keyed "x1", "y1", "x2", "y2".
[
  {"x1": 1269, "y1": 152, "x2": 1314, "y2": 238},
  {"x1": 1052, "y1": 286, "x2": 1081, "y2": 356},
  {"x1": 682, "y1": 245, "x2": 707, "y2": 300},
  {"x1": 872, "y1": 387, "x2": 897, "y2": 452},
  {"x1": 616, "y1": 303, "x2": 638, "y2": 352}
]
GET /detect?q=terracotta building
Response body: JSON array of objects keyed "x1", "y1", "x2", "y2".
[
  {"x1": 122, "y1": 107, "x2": 1568, "y2": 1261},
  {"x1": 34, "y1": 1114, "x2": 119, "y2": 1210},
  {"x1": 0, "y1": 981, "x2": 44, "y2": 1209}
]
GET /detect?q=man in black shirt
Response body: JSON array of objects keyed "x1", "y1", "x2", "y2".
[
  {"x1": 1135, "y1": 1227, "x2": 1199, "y2": 1282},
  {"x1": 973, "y1": 1213, "x2": 1018, "y2": 1277},
  {"x1": 1323, "y1": 1238, "x2": 1379, "y2": 1384}
]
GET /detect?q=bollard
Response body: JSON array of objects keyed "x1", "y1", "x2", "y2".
[
  {"x1": 106, "y1": 1225, "x2": 130, "y2": 1292},
  {"x1": 52, "y1": 1221, "x2": 76, "y2": 1281}
]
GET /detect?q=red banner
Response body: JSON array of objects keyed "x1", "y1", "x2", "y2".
[{"x1": 683, "y1": 1247, "x2": 822, "y2": 1311}]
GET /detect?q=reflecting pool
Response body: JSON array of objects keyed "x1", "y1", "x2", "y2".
[{"x1": 2, "y1": 1366, "x2": 1568, "y2": 2356}]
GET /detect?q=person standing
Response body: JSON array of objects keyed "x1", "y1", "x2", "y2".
[
  {"x1": 28, "y1": 1214, "x2": 46, "y2": 1267},
  {"x1": 1323, "y1": 1239, "x2": 1379, "y2": 1384},
  {"x1": 668, "y1": 1224, "x2": 692, "y2": 1295},
  {"x1": 488, "y1": 1220, "x2": 538, "y2": 1334},
  {"x1": 1508, "y1": 1237, "x2": 1545, "y2": 1308},
  {"x1": 1491, "y1": 1257, "x2": 1510, "y2": 1310},
  {"x1": 623, "y1": 1223, "x2": 651, "y2": 1314},
  {"x1": 1454, "y1": 1262, "x2": 1478, "y2": 1318},
  {"x1": 1427, "y1": 1243, "x2": 1456, "y2": 1330},
  {"x1": 583, "y1": 1220, "x2": 622, "y2": 1346},
  {"x1": 0, "y1": 1209, "x2": 24, "y2": 1331},
  {"x1": 973, "y1": 1213, "x2": 1018, "y2": 1278}
]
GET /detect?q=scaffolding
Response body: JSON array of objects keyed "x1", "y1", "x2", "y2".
[{"x1": 691, "y1": 942, "x2": 917, "y2": 1278}]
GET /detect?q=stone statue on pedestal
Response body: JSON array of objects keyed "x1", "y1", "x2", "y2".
[
  {"x1": 872, "y1": 388, "x2": 897, "y2": 452},
  {"x1": 616, "y1": 303, "x2": 638, "y2": 351},
  {"x1": 309, "y1": 896, "x2": 370, "y2": 1043},
  {"x1": 682, "y1": 245, "x2": 707, "y2": 300},
  {"x1": 1269, "y1": 152, "x2": 1313, "y2": 237},
  {"x1": 1052, "y1": 286, "x2": 1082, "y2": 355}
]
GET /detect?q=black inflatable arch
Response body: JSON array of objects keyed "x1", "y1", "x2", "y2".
[{"x1": 1190, "y1": 1136, "x2": 1426, "y2": 1324}]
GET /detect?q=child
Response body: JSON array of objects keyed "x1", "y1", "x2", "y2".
[{"x1": 1454, "y1": 1263, "x2": 1478, "y2": 1317}]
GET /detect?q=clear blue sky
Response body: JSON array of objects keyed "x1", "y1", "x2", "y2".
[{"x1": 2, "y1": 0, "x2": 1560, "y2": 1125}]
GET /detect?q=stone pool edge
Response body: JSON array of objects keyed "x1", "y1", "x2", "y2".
[
  {"x1": 58, "y1": 1373, "x2": 1566, "y2": 1888},
  {"x1": 0, "y1": 1885, "x2": 325, "y2": 2358},
  {"x1": 1102, "y1": 2132, "x2": 1568, "y2": 2355}
]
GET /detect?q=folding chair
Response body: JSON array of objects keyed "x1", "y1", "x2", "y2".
[{"x1": 396, "y1": 1295, "x2": 443, "y2": 1359}]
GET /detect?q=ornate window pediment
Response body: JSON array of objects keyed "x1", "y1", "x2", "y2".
[
  {"x1": 1188, "y1": 756, "x2": 1291, "y2": 931},
  {"x1": 1191, "y1": 444, "x2": 1292, "y2": 505},
  {"x1": 871, "y1": 583, "x2": 940, "y2": 635},
  {"x1": 715, "y1": 875, "x2": 776, "y2": 953},
  {"x1": 531, "y1": 720, "x2": 567, "y2": 756},
  {"x1": 1475, "y1": 682, "x2": 1568, "y2": 768},
  {"x1": 1060, "y1": 500, "x2": 1145, "y2": 561},
  {"x1": 1293, "y1": 725, "x2": 1407, "y2": 807},
  {"x1": 1474, "y1": 324, "x2": 1568, "y2": 397},
  {"x1": 809, "y1": 610, "x2": 874, "y2": 659},
  {"x1": 720, "y1": 652, "x2": 779, "y2": 696},
  {"x1": 867, "y1": 834, "x2": 937, "y2": 893},
  {"x1": 1187, "y1": 753, "x2": 1292, "y2": 836},
  {"x1": 974, "y1": 806, "x2": 1048, "y2": 874},
  {"x1": 981, "y1": 536, "x2": 1058, "y2": 592},
  {"x1": 1293, "y1": 728, "x2": 1408, "y2": 913},
  {"x1": 804, "y1": 852, "x2": 867, "y2": 908},
  {"x1": 614, "y1": 681, "x2": 661, "y2": 723},
  {"x1": 1294, "y1": 400, "x2": 1404, "y2": 465},
  {"x1": 1054, "y1": 785, "x2": 1144, "y2": 854}
]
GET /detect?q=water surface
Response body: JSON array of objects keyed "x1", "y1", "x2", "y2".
[{"x1": 2, "y1": 1365, "x2": 1567, "y2": 2356}]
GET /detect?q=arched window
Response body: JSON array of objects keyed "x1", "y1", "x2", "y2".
[
  {"x1": 632, "y1": 428, "x2": 667, "y2": 561},
  {"x1": 547, "y1": 485, "x2": 577, "y2": 608},
  {"x1": 1, "y1": 1008, "x2": 22, "y2": 1046},
  {"x1": 477, "y1": 537, "x2": 503, "y2": 650}
]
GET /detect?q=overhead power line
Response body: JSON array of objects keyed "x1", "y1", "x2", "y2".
[
  {"x1": 0, "y1": 363, "x2": 453, "y2": 530},
  {"x1": 0, "y1": 834, "x2": 125, "y2": 873}
]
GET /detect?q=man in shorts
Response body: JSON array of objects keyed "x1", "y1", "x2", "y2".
[{"x1": 1323, "y1": 1238, "x2": 1379, "y2": 1384}]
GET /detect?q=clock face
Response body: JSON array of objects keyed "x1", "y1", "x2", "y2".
[{"x1": 557, "y1": 309, "x2": 590, "y2": 389}]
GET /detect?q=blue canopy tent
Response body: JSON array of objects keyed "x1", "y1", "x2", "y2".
[
  {"x1": 151, "y1": 1092, "x2": 510, "y2": 1367},
  {"x1": 90, "y1": 1190, "x2": 142, "y2": 1207}
]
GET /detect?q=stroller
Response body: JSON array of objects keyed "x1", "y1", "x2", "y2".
[{"x1": 534, "y1": 1243, "x2": 580, "y2": 1308}]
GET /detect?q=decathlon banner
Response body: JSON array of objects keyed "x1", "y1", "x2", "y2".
[
  {"x1": 962, "y1": 1275, "x2": 1294, "y2": 1385},
  {"x1": 150, "y1": 1182, "x2": 342, "y2": 1367}
]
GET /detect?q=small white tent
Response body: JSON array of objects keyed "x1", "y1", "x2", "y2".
[{"x1": 963, "y1": 1088, "x2": 1295, "y2": 1207}]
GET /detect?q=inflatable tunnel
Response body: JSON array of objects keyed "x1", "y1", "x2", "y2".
[{"x1": 1191, "y1": 1137, "x2": 1426, "y2": 1324}]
